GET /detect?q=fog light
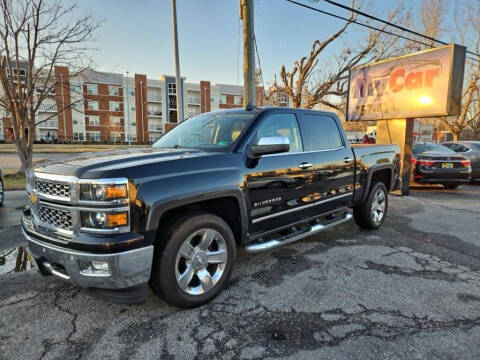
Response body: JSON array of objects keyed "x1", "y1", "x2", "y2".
[
  {"x1": 91, "y1": 261, "x2": 109, "y2": 272},
  {"x1": 80, "y1": 261, "x2": 111, "y2": 277}
]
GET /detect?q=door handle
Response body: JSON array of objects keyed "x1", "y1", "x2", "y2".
[
  {"x1": 299, "y1": 162, "x2": 313, "y2": 170},
  {"x1": 344, "y1": 157, "x2": 353, "y2": 164}
]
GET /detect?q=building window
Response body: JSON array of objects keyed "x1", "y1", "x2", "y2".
[
  {"x1": 86, "y1": 84, "x2": 98, "y2": 95},
  {"x1": 72, "y1": 111, "x2": 84, "y2": 125},
  {"x1": 87, "y1": 131, "x2": 101, "y2": 142},
  {"x1": 234, "y1": 96, "x2": 243, "y2": 105},
  {"x1": 110, "y1": 116, "x2": 122, "y2": 127},
  {"x1": 109, "y1": 86, "x2": 120, "y2": 96},
  {"x1": 110, "y1": 132, "x2": 123, "y2": 143},
  {"x1": 87, "y1": 100, "x2": 99, "y2": 110},
  {"x1": 219, "y1": 95, "x2": 227, "y2": 104},
  {"x1": 73, "y1": 132, "x2": 85, "y2": 141},
  {"x1": 168, "y1": 83, "x2": 176, "y2": 95},
  {"x1": 87, "y1": 115, "x2": 100, "y2": 126},
  {"x1": 131, "y1": 106, "x2": 136, "y2": 112},
  {"x1": 109, "y1": 101, "x2": 121, "y2": 112},
  {"x1": 129, "y1": 90, "x2": 135, "y2": 96},
  {"x1": 70, "y1": 82, "x2": 82, "y2": 94}
]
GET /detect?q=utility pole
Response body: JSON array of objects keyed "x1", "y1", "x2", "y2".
[
  {"x1": 171, "y1": 0, "x2": 184, "y2": 123},
  {"x1": 240, "y1": 0, "x2": 255, "y2": 108}
]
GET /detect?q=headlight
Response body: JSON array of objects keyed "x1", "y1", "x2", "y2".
[
  {"x1": 80, "y1": 181, "x2": 128, "y2": 202},
  {"x1": 81, "y1": 211, "x2": 128, "y2": 229}
]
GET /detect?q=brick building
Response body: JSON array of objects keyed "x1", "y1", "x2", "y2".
[{"x1": 0, "y1": 66, "x2": 286, "y2": 143}]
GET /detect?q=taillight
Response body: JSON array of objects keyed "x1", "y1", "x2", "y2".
[
  {"x1": 419, "y1": 160, "x2": 435, "y2": 166},
  {"x1": 461, "y1": 160, "x2": 471, "y2": 167},
  {"x1": 413, "y1": 159, "x2": 435, "y2": 166}
]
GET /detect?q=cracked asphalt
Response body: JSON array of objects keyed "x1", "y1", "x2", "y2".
[{"x1": 1, "y1": 184, "x2": 480, "y2": 359}]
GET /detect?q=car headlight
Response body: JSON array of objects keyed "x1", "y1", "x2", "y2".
[
  {"x1": 79, "y1": 181, "x2": 128, "y2": 202},
  {"x1": 81, "y1": 211, "x2": 129, "y2": 229}
]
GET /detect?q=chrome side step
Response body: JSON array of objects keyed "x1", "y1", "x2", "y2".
[{"x1": 244, "y1": 212, "x2": 353, "y2": 254}]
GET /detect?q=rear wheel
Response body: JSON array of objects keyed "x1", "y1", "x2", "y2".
[
  {"x1": 353, "y1": 181, "x2": 388, "y2": 230},
  {"x1": 150, "y1": 212, "x2": 236, "y2": 308},
  {"x1": 443, "y1": 183, "x2": 459, "y2": 189}
]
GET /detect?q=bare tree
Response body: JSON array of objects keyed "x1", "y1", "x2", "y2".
[
  {"x1": 268, "y1": 1, "x2": 406, "y2": 112},
  {"x1": 436, "y1": 0, "x2": 480, "y2": 140},
  {"x1": 0, "y1": 0, "x2": 100, "y2": 173}
]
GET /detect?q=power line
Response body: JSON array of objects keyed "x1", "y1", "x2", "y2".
[
  {"x1": 286, "y1": 0, "x2": 480, "y2": 63},
  {"x1": 318, "y1": 0, "x2": 480, "y2": 59}
]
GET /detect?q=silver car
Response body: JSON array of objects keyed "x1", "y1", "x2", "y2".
[{"x1": 443, "y1": 141, "x2": 480, "y2": 180}]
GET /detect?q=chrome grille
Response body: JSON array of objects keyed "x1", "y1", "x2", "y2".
[
  {"x1": 32, "y1": 205, "x2": 73, "y2": 231},
  {"x1": 32, "y1": 178, "x2": 71, "y2": 198}
]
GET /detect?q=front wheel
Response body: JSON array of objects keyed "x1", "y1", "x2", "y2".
[
  {"x1": 150, "y1": 212, "x2": 236, "y2": 308},
  {"x1": 353, "y1": 181, "x2": 388, "y2": 230}
]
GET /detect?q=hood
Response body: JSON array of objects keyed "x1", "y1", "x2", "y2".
[{"x1": 32, "y1": 147, "x2": 220, "y2": 179}]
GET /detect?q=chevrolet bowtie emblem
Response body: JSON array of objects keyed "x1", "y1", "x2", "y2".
[{"x1": 30, "y1": 192, "x2": 38, "y2": 204}]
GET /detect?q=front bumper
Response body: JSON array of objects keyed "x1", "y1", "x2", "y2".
[{"x1": 22, "y1": 225, "x2": 154, "y2": 290}]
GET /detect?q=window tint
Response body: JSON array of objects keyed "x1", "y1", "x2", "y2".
[
  {"x1": 413, "y1": 143, "x2": 455, "y2": 154},
  {"x1": 301, "y1": 114, "x2": 343, "y2": 151},
  {"x1": 256, "y1": 113, "x2": 303, "y2": 153}
]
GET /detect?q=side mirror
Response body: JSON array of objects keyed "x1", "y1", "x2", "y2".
[{"x1": 247, "y1": 136, "x2": 290, "y2": 158}]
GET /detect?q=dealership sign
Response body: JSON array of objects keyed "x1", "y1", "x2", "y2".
[{"x1": 347, "y1": 44, "x2": 466, "y2": 121}]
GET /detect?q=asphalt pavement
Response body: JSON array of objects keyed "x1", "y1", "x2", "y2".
[{"x1": 1, "y1": 185, "x2": 480, "y2": 359}]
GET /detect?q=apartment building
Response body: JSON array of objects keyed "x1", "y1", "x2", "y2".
[{"x1": 1, "y1": 66, "x2": 288, "y2": 144}]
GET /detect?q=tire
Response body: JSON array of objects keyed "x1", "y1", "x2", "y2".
[
  {"x1": 443, "y1": 183, "x2": 459, "y2": 189},
  {"x1": 353, "y1": 181, "x2": 388, "y2": 230},
  {"x1": 0, "y1": 178, "x2": 4, "y2": 206},
  {"x1": 150, "y1": 212, "x2": 236, "y2": 308}
]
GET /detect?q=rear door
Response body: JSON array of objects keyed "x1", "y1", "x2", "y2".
[
  {"x1": 298, "y1": 112, "x2": 355, "y2": 214},
  {"x1": 245, "y1": 112, "x2": 316, "y2": 235}
]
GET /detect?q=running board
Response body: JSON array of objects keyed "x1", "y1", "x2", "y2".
[{"x1": 244, "y1": 212, "x2": 353, "y2": 254}]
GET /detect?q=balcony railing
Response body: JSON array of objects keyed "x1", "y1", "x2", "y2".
[
  {"x1": 38, "y1": 104, "x2": 58, "y2": 112},
  {"x1": 148, "y1": 122, "x2": 163, "y2": 131},
  {"x1": 187, "y1": 97, "x2": 201, "y2": 104},
  {"x1": 147, "y1": 95, "x2": 162, "y2": 102},
  {"x1": 147, "y1": 110, "x2": 162, "y2": 117},
  {"x1": 38, "y1": 120, "x2": 58, "y2": 128}
]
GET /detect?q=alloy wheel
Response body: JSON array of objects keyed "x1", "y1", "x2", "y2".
[
  {"x1": 175, "y1": 228, "x2": 228, "y2": 295},
  {"x1": 371, "y1": 188, "x2": 386, "y2": 225}
]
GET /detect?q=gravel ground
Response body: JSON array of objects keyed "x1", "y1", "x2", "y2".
[{"x1": 0, "y1": 184, "x2": 479, "y2": 359}]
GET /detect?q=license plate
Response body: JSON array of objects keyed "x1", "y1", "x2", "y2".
[{"x1": 442, "y1": 163, "x2": 453, "y2": 169}]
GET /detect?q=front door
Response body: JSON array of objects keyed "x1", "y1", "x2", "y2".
[
  {"x1": 298, "y1": 112, "x2": 355, "y2": 214},
  {"x1": 245, "y1": 112, "x2": 316, "y2": 235}
]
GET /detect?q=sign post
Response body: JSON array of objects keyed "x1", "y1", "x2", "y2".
[{"x1": 347, "y1": 44, "x2": 466, "y2": 195}]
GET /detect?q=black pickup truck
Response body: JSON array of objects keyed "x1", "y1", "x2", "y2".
[{"x1": 22, "y1": 107, "x2": 400, "y2": 308}]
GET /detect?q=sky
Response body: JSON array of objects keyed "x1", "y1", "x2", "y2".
[{"x1": 75, "y1": 0, "x2": 454, "y2": 86}]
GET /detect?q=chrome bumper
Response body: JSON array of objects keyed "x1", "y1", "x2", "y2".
[{"x1": 23, "y1": 227, "x2": 153, "y2": 290}]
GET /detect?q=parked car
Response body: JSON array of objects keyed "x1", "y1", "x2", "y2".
[
  {"x1": 411, "y1": 143, "x2": 471, "y2": 189},
  {"x1": 443, "y1": 141, "x2": 480, "y2": 181},
  {"x1": 0, "y1": 168, "x2": 3, "y2": 206},
  {"x1": 22, "y1": 107, "x2": 400, "y2": 308}
]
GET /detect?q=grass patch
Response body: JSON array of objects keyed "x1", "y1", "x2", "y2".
[{"x1": 3, "y1": 171, "x2": 25, "y2": 190}]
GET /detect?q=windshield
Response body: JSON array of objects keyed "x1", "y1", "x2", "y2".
[
  {"x1": 152, "y1": 112, "x2": 255, "y2": 150},
  {"x1": 413, "y1": 143, "x2": 455, "y2": 154}
]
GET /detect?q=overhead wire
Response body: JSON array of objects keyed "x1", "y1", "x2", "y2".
[{"x1": 286, "y1": 0, "x2": 480, "y2": 63}]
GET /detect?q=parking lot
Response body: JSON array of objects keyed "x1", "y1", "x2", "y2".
[{"x1": 1, "y1": 184, "x2": 480, "y2": 359}]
